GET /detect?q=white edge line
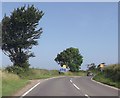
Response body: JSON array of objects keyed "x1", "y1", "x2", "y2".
[
  {"x1": 20, "y1": 76, "x2": 66, "y2": 98},
  {"x1": 73, "y1": 83, "x2": 80, "y2": 90},
  {"x1": 91, "y1": 77, "x2": 119, "y2": 90},
  {"x1": 20, "y1": 82, "x2": 40, "y2": 98}
]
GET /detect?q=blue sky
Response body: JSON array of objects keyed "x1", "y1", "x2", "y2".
[{"x1": 1, "y1": 2, "x2": 118, "y2": 70}]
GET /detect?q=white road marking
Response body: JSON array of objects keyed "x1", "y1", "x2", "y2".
[
  {"x1": 70, "y1": 77, "x2": 90, "y2": 97},
  {"x1": 85, "y1": 94, "x2": 90, "y2": 98},
  {"x1": 91, "y1": 77, "x2": 119, "y2": 90},
  {"x1": 20, "y1": 82, "x2": 40, "y2": 98},
  {"x1": 20, "y1": 76, "x2": 66, "y2": 98},
  {"x1": 73, "y1": 83, "x2": 80, "y2": 90},
  {"x1": 70, "y1": 79, "x2": 72, "y2": 83}
]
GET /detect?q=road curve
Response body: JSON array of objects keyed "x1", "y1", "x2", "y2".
[{"x1": 21, "y1": 76, "x2": 119, "y2": 97}]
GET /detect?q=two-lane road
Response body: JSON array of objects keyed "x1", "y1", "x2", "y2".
[{"x1": 21, "y1": 76, "x2": 119, "y2": 97}]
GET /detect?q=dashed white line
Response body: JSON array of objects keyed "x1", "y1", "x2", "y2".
[
  {"x1": 73, "y1": 83, "x2": 80, "y2": 90},
  {"x1": 70, "y1": 79, "x2": 72, "y2": 83},
  {"x1": 20, "y1": 82, "x2": 40, "y2": 98},
  {"x1": 85, "y1": 94, "x2": 90, "y2": 98},
  {"x1": 69, "y1": 78, "x2": 80, "y2": 90},
  {"x1": 69, "y1": 78, "x2": 90, "y2": 97}
]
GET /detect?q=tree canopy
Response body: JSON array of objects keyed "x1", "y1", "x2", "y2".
[
  {"x1": 0, "y1": 22, "x2": 1, "y2": 47},
  {"x1": 2, "y1": 5, "x2": 44, "y2": 68},
  {"x1": 87, "y1": 63, "x2": 96, "y2": 71},
  {"x1": 55, "y1": 47, "x2": 83, "y2": 72}
]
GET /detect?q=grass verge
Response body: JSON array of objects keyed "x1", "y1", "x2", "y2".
[
  {"x1": 2, "y1": 68, "x2": 86, "y2": 96},
  {"x1": 93, "y1": 72, "x2": 120, "y2": 89},
  {"x1": 2, "y1": 71, "x2": 29, "y2": 96},
  {"x1": 64, "y1": 70, "x2": 86, "y2": 76},
  {"x1": 18, "y1": 69, "x2": 61, "y2": 79}
]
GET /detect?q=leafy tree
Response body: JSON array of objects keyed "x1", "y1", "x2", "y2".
[
  {"x1": 87, "y1": 63, "x2": 96, "y2": 70},
  {"x1": 2, "y1": 5, "x2": 44, "y2": 68},
  {"x1": 55, "y1": 47, "x2": 83, "y2": 72}
]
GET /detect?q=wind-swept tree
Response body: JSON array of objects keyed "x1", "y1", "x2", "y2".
[
  {"x1": 55, "y1": 47, "x2": 83, "y2": 72},
  {"x1": 2, "y1": 5, "x2": 44, "y2": 68}
]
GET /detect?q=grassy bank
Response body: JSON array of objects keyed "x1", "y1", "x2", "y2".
[
  {"x1": 2, "y1": 71, "x2": 28, "y2": 96},
  {"x1": 93, "y1": 64, "x2": 120, "y2": 89},
  {"x1": 2, "y1": 68, "x2": 60, "y2": 96},
  {"x1": 2, "y1": 68, "x2": 86, "y2": 96},
  {"x1": 93, "y1": 72, "x2": 120, "y2": 88},
  {"x1": 64, "y1": 70, "x2": 86, "y2": 76},
  {"x1": 20, "y1": 69, "x2": 60, "y2": 79}
]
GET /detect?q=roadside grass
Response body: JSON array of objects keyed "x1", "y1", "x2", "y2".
[
  {"x1": 17, "y1": 68, "x2": 86, "y2": 80},
  {"x1": 2, "y1": 68, "x2": 86, "y2": 96},
  {"x1": 18, "y1": 68, "x2": 61, "y2": 80},
  {"x1": 93, "y1": 64, "x2": 120, "y2": 89},
  {"x1": 64, "y1": 70, "x2": 86, "y2": 76},
  {"x1": 93, "y1": 72, "x2": 120, "y2": 89},
  {"x1": 2, "y1": 71, "x2": 29, "y2": 96},
  {"x1": 2, "y1": 68, "x2": 61, "y2": 96}
]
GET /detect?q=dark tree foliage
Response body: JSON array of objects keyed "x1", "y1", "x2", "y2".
[
  {"x1": 0, "y1": 22, "x2": 1, "y2": 47},
  {"x1": 2, "y1": 5, "x2": 44, "y2": 68},
  {"x1": 55, "y1": 47, "x2": 83, "y2": 72},
  {"x1": 87, "y1": 63, "x2": 96, "y2": 71}
]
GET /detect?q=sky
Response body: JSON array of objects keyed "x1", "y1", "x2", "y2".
[
  {"x1": 1, "y1": 2, "x2": 118, "y2": 70},
  {"x1": 0, "y1": 0, "x2": 119, "y2": 2}
]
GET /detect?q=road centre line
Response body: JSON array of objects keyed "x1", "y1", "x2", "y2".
[
  {"x1": 69, "y1": 78, "x2": 80, "y2": 90},
  {"x1": 85, "y1": 94, "x2": 90, "y2": 98},
  {"x1": 20, "y1": 82, "x2": 40, "y2": 98},
  {"x1": 70, "y1": 79, "x2": 72, "y2": 83},
  {"x1": 69, "y1": 78, "x2": 90, "y2": 97},
  {"x1": 73, "y1": 83, "x2": 80, "y2": 90}
]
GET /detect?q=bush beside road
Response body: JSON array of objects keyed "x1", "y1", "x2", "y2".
[{"x1": 93, "y1": 64, "x2": 120, "y2": 89}]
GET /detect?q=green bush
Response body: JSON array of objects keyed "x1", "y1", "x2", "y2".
[
  {"x1": 93, "y1": 72, "x2": 120, "y2": 88},
  {"x1": 5, "y1": 65, "x2": 31, "y2": 79},
  {"x1": 103, "y1": 64, "x2": 120, "y2": 82},
  {"x1": 5, "y1": 66, "x2": 25, "y2": 74}
]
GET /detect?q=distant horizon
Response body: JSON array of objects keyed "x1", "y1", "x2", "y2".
[{"x1": 1, "y1": 2, "x2": 118, "y2": 70}]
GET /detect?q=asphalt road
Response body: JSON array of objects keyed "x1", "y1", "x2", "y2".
[{"x1": 22, "y1": 76, "x2": 119, "y2": 97}]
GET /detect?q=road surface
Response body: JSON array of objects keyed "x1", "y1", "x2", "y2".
[{"x1": 21, "y1": 76, "x2": 119, "y2": 97}]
